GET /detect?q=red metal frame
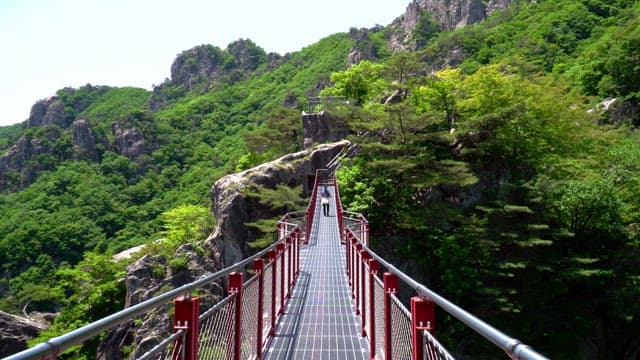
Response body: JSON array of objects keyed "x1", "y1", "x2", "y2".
[
  {"x1": 268, "y1": 249, "x2": 277, "y2": 336},
  {"x1": 278, "y1": 243, "x2": 285, "y2": 314},
  {"x1": 360, "y1": 250, "x2": 370, "y2": 337},
  {"x1": 172, "y1": 296, "x2": 200, "y2": 360},
  {"x1": 411, "y1": 297, "x2": 435, "y2": 360},
  {"x1": 384, "y1": 273, "x2": 398, "y2": 360},
  {"x1": 229, "y1": 272, "x2": 243, "y2": 360},
  {"x1": 368, "y1": 259, "x2": 379, "y2": 360},
  {"x1": 254, "y1": 259, "x2": 265, "y2": 360}
]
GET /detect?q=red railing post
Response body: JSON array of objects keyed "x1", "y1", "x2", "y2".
[
  {"x1": 229, "y1": 272, "x2": 243, "y2": 360},
  {"x1": 411, "y1": 297, "x2": 435, "y2": 360},
  {"x1": 346, "y1": 232, "x2": 351, "y2": 284},
  {"x1": 355, "y1": 243, "x2": 363, "y2": 315},
  {"x1": 360, "y1": 251, "x2": 370, "y2": 337},
  {"x1": 384, "y1": 273, "x2": 398, "y2": 360},
  {"x1": 368, "y1": 259, "x2": 379, "y2": 360},
  {"x1": 351, "y1": 237, "x2": 357, "y2": 298},
  {"x1": 295, "y1": 229, "x2": 301, "y2": 277},
  {"x1": 277, "y1": 243, "x2": 286, "y2": 314},
  {"x1": 254, "y1": 259, "x2": 264, "y2": 360},
  {"x1": 268, "y1": 249, "x2": 277, "y2": 336},
  {"x1": 287, "y1": 235, "x2": 294, "y2": 297},
  {"x1": 172, "y1": 296, "x2": 200, "y2": 360}
]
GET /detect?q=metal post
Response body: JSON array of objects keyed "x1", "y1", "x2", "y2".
[
  {"x1": 411, "y1": 297, "x2": 435, "y2": 360},
  {"x1": 254, "y1": 259, "x2": 264, "y2": 360},
  {"x1": 229, "y1": 272, "x2": 243, "y2": 360},
  {"x1": 346, "y1": 232, "x2": 351, "y2": 284},
  {"x1": 172, "y1": 296, "x2": 200, "y2": 360},
  {"x1": 287, "y1": 236, "x2": 294, "y2": 297},
  {"x1": 369, "y1": 259, "x2": 379, "y2": 360},
  {"x1": 355, "y1": 243, "x2": 363, "y2": 315},
  {"x1": 296, "y1": 229, "x2": 301, "y2": 277},
  {"x1": 351, "y1": 237, "x2": 357, "y2": 299},
  {"x1": 384, "y1": 273, "x2": 398, "y2": 360},
  {"x1": 268, "y1": 249, "x2": 277, "y2": 336},
  {"x1": 364, "y1": 223, "x2": 370, "y2": 248},
  {"x1": 361, "y1": 251, "x2": 370, "y2": 337},
  {"x1": 278, "y1": 243, "x2": 285, "y2": 314}
]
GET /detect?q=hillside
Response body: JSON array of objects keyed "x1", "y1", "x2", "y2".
[{"x1": 1, "y1": 0, "x2": 640, "y2": 358}]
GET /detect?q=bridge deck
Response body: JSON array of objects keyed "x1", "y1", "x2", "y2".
[{"x1": 264, "y1": 186, "x2": 369, "y2": 359}]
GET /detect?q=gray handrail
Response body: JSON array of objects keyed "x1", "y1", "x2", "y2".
[
  {"x1": 347, "y1": 228, "x2": 550, "y2": 360},
  {"x1": 5, "y1": 226, "x2": 293, "y2": 360}
]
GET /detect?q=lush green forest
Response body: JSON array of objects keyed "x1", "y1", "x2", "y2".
[{"x1": 1, "y1": 0, "x2": 639, "y2": 358}]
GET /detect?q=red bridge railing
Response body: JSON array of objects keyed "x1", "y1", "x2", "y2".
[
  {"x1": 6, "y1": 211, "x2": 302, "y2": 360},
  {"x1": 339, "y1": 205, "x2": 549, "y2": 360}
]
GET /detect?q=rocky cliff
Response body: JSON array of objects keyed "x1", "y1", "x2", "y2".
[
  {"x1": 207, "y1": 140, "x2": 350, "y2": 266},
  {"x1": 96, "y1": 244, "x2": 222, "y2": 359},
  {"x1": 0, "y1": 97, "x2": 148, "y2": 191},
  {"x1": 388, "y1": 0, "x2": 530, "y2": 51},
  {"x1": 0, "y1": 311, "x2": 47, "y2": 357}
]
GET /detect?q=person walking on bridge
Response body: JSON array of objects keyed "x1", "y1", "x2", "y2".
[{"x1": 321, "y1": 185, "x2": 331, "y2": 216}]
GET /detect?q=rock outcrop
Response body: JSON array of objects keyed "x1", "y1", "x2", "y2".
[
  {"x1": 0, "y1": 311, "x2": 47, "y2": 357},
  {"x1": 347, "y1": 26, "x2": 384, "y2": 66},
  {"x1": 97, "y1": 244, "x2": 222, "y2": 360},
  {"x1": 71, "y1": 119, "x2": 99, "y2": 161},
  {"x1": 112, "y1": 122, "x2": 145, "y2": 160},
  {"x1": 388, "y1": 0, "x2": 533, "y2": 51},
  {"x1": 0, "y1": 134, "x2": 55, "y2": 190},
  {"x1": 207, "y1": 140, "x2": 351, "y2": 266},
  {"x1": 302, "y1": 111, "x2": 349, "y2": 149}
]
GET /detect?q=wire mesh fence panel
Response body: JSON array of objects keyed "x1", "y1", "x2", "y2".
[
  {"x1": 241, "y1": 275, "x2": 260, "y2": 360},
  {"x1": 263, "y1": 261, "x2": 274, "y2": 340},
  {"x1": 198, "y1": 295, "x2": 236, "y2": 360},
  {"x1": 391, "y1": 294, "x2": 413, "y2": 360},
  {"x1": 275, "y1": 254, "x2": 282, "y2": 316},
  {"x1": 363, "y1": 261, "x2": 369, "y2": 338},
  {"x1": 284, "y1": 247, "x2": 290, "y2": 300},
  {"x1": 423, "y1": 329, "x2": 456, "y2": 360},
  {"x1": 137, "y1": 329, "x2": 186, "y2": 360},
  {"x1": 374, "y1": 277, "x2": 385, "y2": 360}
]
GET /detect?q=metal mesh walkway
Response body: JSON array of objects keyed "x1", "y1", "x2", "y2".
[{"x1": 264, "y1": 186, "x2": 369, "y2": 360}]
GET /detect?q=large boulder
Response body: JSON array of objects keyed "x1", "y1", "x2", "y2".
[
  {"x1": 0, "y1": 311, "x2": 47, "y2": 357},
  {"x1": 207, "y1": 140, "x2": 351, "y2": 266}
]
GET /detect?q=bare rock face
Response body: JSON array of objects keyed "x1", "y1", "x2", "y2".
[
  {"x1": 207, "y1": 140, "x2": 351, "y2": 266},
  {"x1": 27, "y1": 96, "x2": 68, "y2": 129},
  {"x1": 0, "y1": 135, "x2": 53, "y2": 190},
  {"x1": 388, "y1": 0, "x2": 533, "y2": 51},
  {"x1": 0, "y1": 311, "x2": 47, "y2": 357},
  {"x1": 71, "y1": 119, "x2": 99, "y2": 161},
  {"x1": 302, "y1": 111, "x2": 349, "y2": 149},
  {"x1": 96, "y1": 244, "x2": 222, "y2": 360},
  {"x1": 112, "y1": 122, "x2": 145, "y2": 159},
  {"x1": 347, "y1": 27, "x2": 383, "y2": 66}
]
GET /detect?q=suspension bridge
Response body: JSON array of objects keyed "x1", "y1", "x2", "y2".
[{"x1": 5, "y1": 161, "x2": 549, "y2": 359}]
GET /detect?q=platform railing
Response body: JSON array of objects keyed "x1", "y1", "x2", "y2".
[
  {"x1": 6, "y1": 212, "x2": 302, "y2": 360},
  {"x1": 342, "y1": 212, "x2": 549, "y2": 360}
]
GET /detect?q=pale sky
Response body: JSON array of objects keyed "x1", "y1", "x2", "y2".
[{"x1": 0, "y1": 0, "x2": 409, "y2": 126}]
